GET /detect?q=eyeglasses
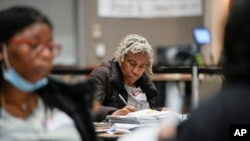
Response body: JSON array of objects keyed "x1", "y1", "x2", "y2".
[{"x1": 10, "y1": 38, "x2": 62, "y2": 56}]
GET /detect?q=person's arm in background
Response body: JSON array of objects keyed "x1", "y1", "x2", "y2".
[
  {"x1": 89, "y1": 65, "x2": 118, "y2": 121},
  {"x1": 89, "y1": 64, "x2": 137, "y2": 121}
]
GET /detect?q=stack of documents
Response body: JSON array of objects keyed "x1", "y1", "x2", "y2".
[{"x1": 107, "y1": 109, "x2": 181, "y2": 126}]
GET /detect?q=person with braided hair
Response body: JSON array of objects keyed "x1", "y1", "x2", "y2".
[{"x1": 90, "y1": 34, "x2": 166, "y2": 122}]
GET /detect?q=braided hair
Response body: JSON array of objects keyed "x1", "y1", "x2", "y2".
[{"x1": 114, "y1": 34, "x2": 154, "y2": 75}]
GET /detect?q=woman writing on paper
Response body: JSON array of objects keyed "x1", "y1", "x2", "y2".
[{"x1": 90, "y1": 34, "x2": 166, "y2": 122}]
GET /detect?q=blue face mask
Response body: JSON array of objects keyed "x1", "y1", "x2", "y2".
[
  {"x1": 2, "y1": 44, "x2": 48, "y2": 92},
  {"x1": 2, "y1": 68, "x2": 48, "y2": 92}
]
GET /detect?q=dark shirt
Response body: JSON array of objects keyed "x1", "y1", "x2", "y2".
[
  {"x1": 176, "y1": 82, "x2": 250, "y2": 141},
  {"x1": 89, "y1": 59, "x2": 159, "y2": 122}
]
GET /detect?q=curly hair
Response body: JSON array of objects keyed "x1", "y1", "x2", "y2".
[{"x1": 114, "y1": 34, "x2": 154, "y2": 75}]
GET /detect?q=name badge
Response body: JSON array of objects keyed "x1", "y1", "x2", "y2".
[{"x1": 131, "y1": 91, "x2": 147, "y2": 103}]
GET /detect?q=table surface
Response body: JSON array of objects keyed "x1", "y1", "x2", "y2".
[{"x1": 95, "y1": 125, "x2": 127, "y2": 139}]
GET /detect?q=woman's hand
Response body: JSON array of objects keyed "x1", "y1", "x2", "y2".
[{"x1": 112, "y1": 106, "x2": 137, "y2": 115}]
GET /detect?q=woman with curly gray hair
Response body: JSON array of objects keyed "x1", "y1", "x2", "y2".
[
  {"x1": 90, "y1": 34, "x2": 163, "y2": 122},
  {"x1": 114, "y1": 34, "x2": 154, "y2": 75}
]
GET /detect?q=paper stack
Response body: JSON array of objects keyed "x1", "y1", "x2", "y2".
[{"x1": 107, "y1": 109, "x2": 181, "y2": 126}]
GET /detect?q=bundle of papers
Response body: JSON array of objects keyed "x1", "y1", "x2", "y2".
[{"x1": 107, "y1": 109, "x2": 181, "y2": 126}]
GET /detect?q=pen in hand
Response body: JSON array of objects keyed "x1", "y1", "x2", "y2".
[
  {"x1": 112, "y1": 94, "x2": 136, "y2": 115},
  {"x1": 118, "y1": 94, "x2": 127, "y2": 106}
]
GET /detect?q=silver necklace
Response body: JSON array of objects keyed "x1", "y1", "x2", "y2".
[
  {"x1": 1, "y1": 94, "x2": 34, "y2": 111},
  {"x1": 21, "y1": 103, "x2": 28, "y2": 111}
]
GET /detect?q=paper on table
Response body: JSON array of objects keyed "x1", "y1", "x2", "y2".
[
  {"x1": 93, "y1": 122, "x2": 109, "y2": 127},
  {"x1": 127, "y1": 109, "x2": 180, "y2": 118},
  {"x1": 111, "y1": 123, "x2": 143, "y2": 130},
  {"x1": 107, "y1": 109, "x2": 181, "y2": 126}
]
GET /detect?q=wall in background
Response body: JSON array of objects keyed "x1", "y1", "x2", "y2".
[
  {"x1": 83, "y1": 0, "x2": 203, "y2": 66},
  {"x1": 0, "y1": 0, "x2": 78, "y2": 66},
  {"x1": 1, "y1": 0, "x2": 209, "y2": 67}
]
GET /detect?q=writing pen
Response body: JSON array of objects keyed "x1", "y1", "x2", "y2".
[{"x1": 118, "y1": 94, "x2": 127, "y2": 106}]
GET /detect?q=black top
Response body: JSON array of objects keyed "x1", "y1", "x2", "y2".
[
  {"x1": 89, "y1": 59, "x2": 159, "y2": 122},
  {"x1": 176, "y1": 82, "x2": 250, "y2": 141}
]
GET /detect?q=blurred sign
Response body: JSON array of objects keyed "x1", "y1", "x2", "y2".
[{"x1": 98, "y1": 0, "x2": 202, "y2": 18}]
